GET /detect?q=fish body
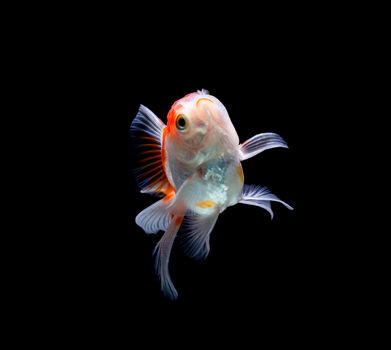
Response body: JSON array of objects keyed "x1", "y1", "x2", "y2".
[{"x1": 131, "y1": 89, "x2": 292, "y2": 299}]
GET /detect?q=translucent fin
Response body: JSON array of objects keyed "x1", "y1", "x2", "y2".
[
  {"x1": 239, "y1": 133, "x2": 288, "y2": 161},
  {"x1": 153, "y1": 215, "x2": 183, "y2": 300},
  {"x1": 239, "y1": 184, "x2": 293, "y2": 219},
  {"x1": 197, "y1": 88, "x2": 209, "y2": 95},
  {"x1": 135, "y1": 195, "x2": 174, "y2": 234},
  {"x1": 130, "y1": 105, "x2": 174, "y2": 195},
  {"x1": 181, "y1": 211, "x2": 219, "y2": 261}
]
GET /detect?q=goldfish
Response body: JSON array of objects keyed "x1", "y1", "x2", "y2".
[{"x1": 130, "y1": 89, "x2": 292, "y2": 299}]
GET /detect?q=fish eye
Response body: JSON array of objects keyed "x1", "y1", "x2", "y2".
[{"x1": 176, "y1": 114, "x2": 188, "y2": 131}]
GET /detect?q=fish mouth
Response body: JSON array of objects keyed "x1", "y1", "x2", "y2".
[
  {"x1": 187, "y1": 129, "x2": 206, "y2": 147},
  {"x1": 195, "y1": 122, "x2": 208, "y2": 136},
  {"x1": 185, "y1": 118, "x2": 208, "y2": 147}
]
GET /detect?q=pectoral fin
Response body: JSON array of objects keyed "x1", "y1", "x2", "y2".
[
  {"x1": 130, "y1": 105, "x2": 174, "y2": 195},
  {"x1": 239, "y1": 133, "x2": 288, "y2": 161}
]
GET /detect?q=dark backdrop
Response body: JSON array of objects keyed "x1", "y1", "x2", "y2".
[
  {"x1": 76, "y1": 57, "x2": 334, "y2": 311},
  {"x1": 51, "y1": 21, "x2": 352, "y2": 337}
]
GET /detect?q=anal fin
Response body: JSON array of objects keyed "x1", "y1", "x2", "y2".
[
  {"x1": 239, "y1": 184, "x2": 293, "y2": 219},
  {"x1": 181, "y1": 211, "x2": 219, "y2": 261}
]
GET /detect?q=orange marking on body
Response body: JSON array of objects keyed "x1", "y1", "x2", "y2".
[
  {"x1": 160, "y1": 126, "x2": 175, "y2": 194},
  {"x1": 162, "y1": 186, "x2": 175, "y2": 196},
  {"x1": 166, "y1": 108, "x2": 176, "y2": 133},
  {"x1": 161, "y1": 128, "x2": 170, "y2": 175},
  {"x1": 175, "y1": 216, "x2": 183, "y2": 226},
  {"x1": 163, "y1": 191, "x2": 175, "y2": 203},
  {"x1": 196, "y1": 97, "x2": 213, "y2": 107},
  {"x1": 236, "y1": 164, "x2": 244, "y2": 184},
  {"x1": 196, "y1": 200, "x2": 216, "y2": 209},
  {"x1": 166, "y1": 100, "x2": 185, "y2": 134},
  {"x1": 161, "y1": 127, "x2": 168, "y2": 163}
]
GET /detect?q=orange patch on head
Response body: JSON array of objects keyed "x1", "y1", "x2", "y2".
[
  {"x1": 196, "y1": 200, "x2": 216, "y2": 209},
  {"x1": 236, "y1": 164, "x2": 244, "y2": 184},
  {"x1": 196, "y1": 98, "x2": 213, "y2": 107},
  {"x1": 160, "y1": 126, "x2": 175, "y2": 195},
  {"x1": 166, "y1": 108, "x2": 176, "y2": 133}
]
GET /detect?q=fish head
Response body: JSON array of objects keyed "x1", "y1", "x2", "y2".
[
  {"x1": 166, "y1": 91, "x2": 212, "y2": 149},
  {"x1": 166, "y1": 90, "x2": 239, "y2": 157}
]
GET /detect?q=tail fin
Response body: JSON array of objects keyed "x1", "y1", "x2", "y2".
[{"x1": 153, "y1": 215, "x2": 183, "y2": 300}]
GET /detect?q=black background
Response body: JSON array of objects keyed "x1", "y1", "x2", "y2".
[
  {"x1": 7, "y1": 2, "x2": 383, "y2": 344},
  {"x1": 73, "y1": 51, "x2": 337, "y2": 318},
  {"x1": 35, "y1": 11, "x2": 362, "y2": 338}
]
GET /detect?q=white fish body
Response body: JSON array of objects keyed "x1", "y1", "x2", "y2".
[{"x1": 131, "y1": 89, "x2": 292, "y2": 299}]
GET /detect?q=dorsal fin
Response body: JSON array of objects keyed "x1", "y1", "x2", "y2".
[{"x1": 130, "y1": 105, "x2": 175, "y2": 196}]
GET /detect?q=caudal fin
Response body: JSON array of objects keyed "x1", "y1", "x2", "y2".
[{"x1": 153, "y1": 215, "x2": 183, "y2": 300}]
